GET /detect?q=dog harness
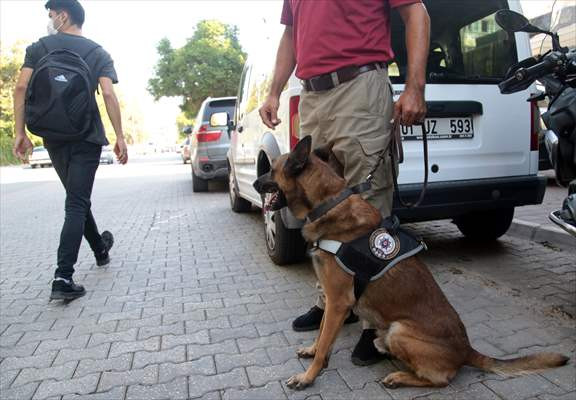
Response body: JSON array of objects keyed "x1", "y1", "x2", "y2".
[{"x1": 314, "y1": 216, "x2": 426, "y2": 300}]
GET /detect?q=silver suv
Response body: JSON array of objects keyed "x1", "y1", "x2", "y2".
[{"x1": 189, "y1": 96, "x2": 236, "y2": 192}]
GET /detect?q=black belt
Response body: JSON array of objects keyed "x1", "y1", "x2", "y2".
[{"x1": 302, "y1": 62, "x2": 387, "y2": 92}]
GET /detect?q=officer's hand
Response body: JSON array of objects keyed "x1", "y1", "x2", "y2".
[
  {"x1": 12, "y1": 135, "x2": 33, "y2": 163},
  {"x1": 394, "y1": 87, "x2": 426, "y2": 126},
  {"x1": 114, "y1": 137, "x2": 128, "y2": 165},
  {"x1": 259, "y1": 96, "x2": 282, "y2": 130}
]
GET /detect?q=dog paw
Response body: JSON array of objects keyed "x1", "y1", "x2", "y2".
[
  {"x1": 296, "y1": 346, "x2": 316, "y2": 358},
  {"x1": 286, "y1": 373, "x2": 313, "y2": 390},
  {"x1": 380, "y1": 373, "x2": 402, "y2": 389}
]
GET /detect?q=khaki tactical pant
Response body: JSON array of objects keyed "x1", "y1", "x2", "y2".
[{"x1": 299, "y1": 67, "x2": 396, "y2": 327}]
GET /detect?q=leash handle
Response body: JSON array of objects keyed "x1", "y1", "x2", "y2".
[
  {"x1": 367, "y1": 119, "x2": 429, "y2": 209},
  {"x1": 392, "y1": 121, "x2": 429, "y2": 208}
]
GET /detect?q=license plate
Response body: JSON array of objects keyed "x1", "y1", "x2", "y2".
[{"x1": 401, "y1": 117, "x2": 474, "y2": 140}]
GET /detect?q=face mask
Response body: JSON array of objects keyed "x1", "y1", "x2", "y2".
[{"x1": 47, "y1": 14, "x2": 64, "y2": 35}]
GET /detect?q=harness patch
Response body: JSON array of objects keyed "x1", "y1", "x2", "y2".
[
  {"x1": 369, "y1": 228, "x2": 400, "y2": 260},
  {"x1": 316, "y1": 216, "x2": 425, "y2": 300}
]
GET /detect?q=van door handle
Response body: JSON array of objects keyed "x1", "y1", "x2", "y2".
[{"x1": 237, "y1": 126, "x2": 244, "y2": 133}]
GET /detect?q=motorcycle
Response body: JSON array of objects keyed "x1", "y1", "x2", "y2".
[{"x1": 495, "y1": 9, "x2": 576, "y2": 238}]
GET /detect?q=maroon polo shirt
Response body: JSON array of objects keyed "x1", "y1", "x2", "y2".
[{"x1": 281, "y1": 0, "x2": 422, "y2": 80}]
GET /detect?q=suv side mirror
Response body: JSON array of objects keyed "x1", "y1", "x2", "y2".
[
  {"x1": 227, "y1": 116, "x2": 236, "y2": 137},
  {"x1": 182, "y1": 125, "x2": 192, "y2": 135},
  {"x1": 210, "y1": 112, "x2": 228, "y2": 127}
]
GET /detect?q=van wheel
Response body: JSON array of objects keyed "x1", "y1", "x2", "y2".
[
  {"x1": 192, "y1": 169, "x2": 209, "y2": 192},
  {"x1": 262, "y1": 195, "x2": 307, "y2": 265},
  {"x1": 454, "y1": 207, "x2": 514, "y2": 241},
  {"x1": 229, "y1": 168, "x2": 251, "y2": 212}
]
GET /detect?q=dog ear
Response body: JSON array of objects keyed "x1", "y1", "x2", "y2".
[
  {"x1": 313, "y1": 142, "x2": 334, "y2": 162},
  {"x1": 285, "y1": 135, "x2": 312, "y2": 177},
  {"x1": 313, "y1": 142, "x2": 344, "y2": 177}
]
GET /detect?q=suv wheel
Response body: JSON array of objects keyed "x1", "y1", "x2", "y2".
[
  {"x1": 229, "y1": 168, "x2": 251, "y2": 212},
  {"x1": 262, "y1": 194, "x2": 307, "y2": 265},
  {"x1": 454, "y1": 207, "x2": 514, "y2": 241},
  {"x1": 192, "y1": 168, "x2": 209, "y2": 192}
]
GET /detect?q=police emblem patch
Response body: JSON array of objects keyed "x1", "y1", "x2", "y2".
[{"x1": 369, "y1": 228, "x2": 400, "y2": 260}]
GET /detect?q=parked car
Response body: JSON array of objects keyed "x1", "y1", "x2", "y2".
[
  {"x1": 190, "y1": 96, "x2": 236, "y2": 192},
  {"x1": 29, "y1": 146, "x2": 51, "y2": 168},
  {"x1": 181, "y1": 137, "x2": 191, "y2": 164},
  {"x1": 100, "y1": 146, "x2": 114, "y2": 165},
  {"x1": 228, "y1": 0, "x2": 546, "y2": 265}
]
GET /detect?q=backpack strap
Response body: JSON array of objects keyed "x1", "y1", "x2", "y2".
[
  {"x1": 39, "y1": 38, "x2": 50, "y2": 55},
  {"x1": 38, "y1": 36, "x2": 101, "y2": 61}
]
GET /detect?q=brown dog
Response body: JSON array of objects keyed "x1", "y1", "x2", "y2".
[{"x1": 253, "y1": 135, "x2": 569, "y2": 390}]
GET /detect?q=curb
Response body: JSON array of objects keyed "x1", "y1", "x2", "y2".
[{"x1": 508, "y1": 218, "x2": 575, "y2": 252}]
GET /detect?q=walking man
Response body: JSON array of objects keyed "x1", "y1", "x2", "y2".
[
  {"x1": 12, "y1": 0, "x2": 128, "y2": 300},
  {"x1": 259, "y1": 0, "x2": 430, "y2": 365}
]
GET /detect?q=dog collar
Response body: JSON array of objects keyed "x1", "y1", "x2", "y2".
[{"x1": 306, "y1": 182, "x2": 372, "y2": 223}]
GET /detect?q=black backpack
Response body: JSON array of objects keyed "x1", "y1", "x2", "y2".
[{"x1": 25, "y1": 37, "x2": 100, "y2": 141}]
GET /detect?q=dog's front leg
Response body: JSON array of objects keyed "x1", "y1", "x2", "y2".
[{"x1": 286, "y1": 301, "x2": 349, "y2": 390}]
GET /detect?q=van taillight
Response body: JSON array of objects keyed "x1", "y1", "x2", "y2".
[
  {"x1": 197, "y1": 124, "x2": 222, "y2": 142},
  {"x1": 530, "y1": 101, "x2": 540, "y2": 151},
  {"x1": 289, "y1": 96, "x2": 300, "y2": 149}
]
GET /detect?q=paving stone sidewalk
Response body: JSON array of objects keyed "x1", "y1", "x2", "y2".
[{"x1": 1, "y1": 161, "x2": 574, "y2": 400}]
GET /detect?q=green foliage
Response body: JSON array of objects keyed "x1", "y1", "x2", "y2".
[
  {"x1": 148, "y1": 20, "x2": 246, "y2": 119},
  {"x1": 0, "y1": 42, "x2": 41, "y2": 165},
  {"x1": 0, "y1": 135, "x2": 18, "y2": 165},
  {"x1": 0, "y1": 43, "x2": 22, "y2": 141},
  {"x1": 96, "y1": 91, "x2": 147, "y2": 146}
]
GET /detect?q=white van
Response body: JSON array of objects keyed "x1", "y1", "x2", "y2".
[{"x1": 228, "y1": 0, "x2": 546, "y2": 265}]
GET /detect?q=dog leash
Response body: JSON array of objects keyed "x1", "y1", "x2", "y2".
[
  {"x1": 305, "y1": 119, "x2": 429, "y2": 223},
  {"x1": 366, "y1": 119, "x2": 429, "y2": 208}
]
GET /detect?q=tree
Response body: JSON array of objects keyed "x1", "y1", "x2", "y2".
[
  {"x1": 95, "y1": 91, "x2": 147, "y2": 146},
  {"x1": 148, "y1": 20, "x2": 246, "y2": 120},
  {"x1": 0, "y1": 42, "x2": 39, "y2": 165}
]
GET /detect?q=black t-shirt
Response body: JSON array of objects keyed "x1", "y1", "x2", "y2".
[{"x1": 23, "y1": 33, "x2": 119, "y2": 146}]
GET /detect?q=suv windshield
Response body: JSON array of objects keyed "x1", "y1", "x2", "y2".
[{"x1": 390, "y1": 0, "x2": 517, "y2": 84}]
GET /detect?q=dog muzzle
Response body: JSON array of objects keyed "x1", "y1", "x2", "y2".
[
  {"x1": 253, "y1": 172, "x2": 288, "y2": 211},
  {"x1": 264, "y1": 190, "x2": 288, "y2": 211}
]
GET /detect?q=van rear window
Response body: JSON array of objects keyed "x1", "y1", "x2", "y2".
[{"x1": 389, "y1": 0, "x2": 517, "y2": 84}]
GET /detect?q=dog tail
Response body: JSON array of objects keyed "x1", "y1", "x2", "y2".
[{"x1": 466, "y1": 349, "x2": 569, "y2": 376}]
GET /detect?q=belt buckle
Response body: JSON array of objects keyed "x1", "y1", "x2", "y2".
[
  {"x1": 302, "y1": 78, "x2": 316, "y2": 92},
  {"x1": 309, "y1": 77, "x2": 320, "y2": 91}
]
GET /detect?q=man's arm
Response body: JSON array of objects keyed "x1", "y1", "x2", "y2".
[
  {"x1": 99, "y1": 77, "x2": 128, "y2": 164},
  {"x1": 259, "y1": 26, "x2": 297, "y2": 129},
  {"x1": 12, "y1": 68, "x2": 34, "y2": 162},
  {"x1": 395, "y1": 2, "x2": 430, "y2": 126}
]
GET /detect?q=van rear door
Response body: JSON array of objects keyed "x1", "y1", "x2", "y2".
[{"x1": 391, "y1": 0, "x2": 536, "y2": 184}]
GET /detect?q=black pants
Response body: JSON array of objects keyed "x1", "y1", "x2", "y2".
[{"x1": 46, "y1": 141, "x2": 105, "y2": 280}]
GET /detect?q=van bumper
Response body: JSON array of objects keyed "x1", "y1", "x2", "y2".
[
  {"x1": 394, "y1": 175, "x2": 547, "y2": 222},
  {"x1": 281, "y1": 175, "x2": 547, "y2": 228}
]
